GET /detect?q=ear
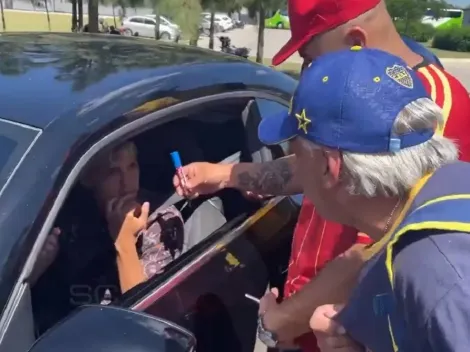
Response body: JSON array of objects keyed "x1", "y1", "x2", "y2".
[
  {"x1": 344, "y1": 26, "x2": 367, "y2": 47},
  {"x1": 322, "y1": 149, "x2": 342, "y2": 189}
]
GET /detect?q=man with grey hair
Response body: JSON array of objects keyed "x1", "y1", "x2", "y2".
[{"x1": 259, "y1": 46, "x2": 470, "y2": 351}]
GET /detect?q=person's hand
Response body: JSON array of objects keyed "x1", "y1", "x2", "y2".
[
  {"x1": 173, "y1": 162, "x2": 231, "y2": 198},
  {"x1": 106, "y1": 195, "x2": 149, "y2": 243},
  {"x1": 30, "y1": 227, "x2": 61, "y2": 284},
  {"x1": 258, "y1": 288, "x2": 297, "y2": 348},
  {"x1": 310, "y1": 304, "x2": 364, "y2": 352}
]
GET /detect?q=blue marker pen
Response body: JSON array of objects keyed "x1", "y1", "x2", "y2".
[{"x1": 171, "y1": 151, "x2": 188, "y2": 190}]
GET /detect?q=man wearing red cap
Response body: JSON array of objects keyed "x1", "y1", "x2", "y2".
[{"x1": 173, "y1": 0, "x2": 470, "y2": 350}]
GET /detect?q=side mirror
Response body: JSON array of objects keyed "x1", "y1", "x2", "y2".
[{"x1": 29, "y1": 305, "x2": 196, "y2": 352}]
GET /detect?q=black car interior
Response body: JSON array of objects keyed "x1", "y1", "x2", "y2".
[{"x1": 30, "y1": 97, "x2": 296, "y2": 352}]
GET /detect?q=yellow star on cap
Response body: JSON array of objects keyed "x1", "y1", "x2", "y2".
[{"x1": 295, "y1": 109, "x2": 311, "y2": 134}]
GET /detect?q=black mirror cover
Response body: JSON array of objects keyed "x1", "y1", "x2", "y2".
[{"x1": 29, "y1": 305, "x2": 196, "y2": 352}]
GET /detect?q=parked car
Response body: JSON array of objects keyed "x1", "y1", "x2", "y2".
[
  {"x1": 201, "y1": 12, "x2": 234, "y2": 31},
  {"x1": 0, "y1": 32, "x2": 298, "y2": 352},
  {"x1": 200, "y1": 17, "x2": 223, "y2": 35},
  {"x1": 265, "y1": 9, "x2": 290, "y2": 29},
  {"x1": 122, "y1": 15, "x2": 181, "y2": 41}
]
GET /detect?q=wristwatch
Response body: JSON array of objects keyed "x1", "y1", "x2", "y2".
[{"x1": 257, "y1": 313, "x2": 279, "y2": 348}]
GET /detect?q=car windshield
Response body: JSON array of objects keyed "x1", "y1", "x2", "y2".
[
  {"x1": 280, "y1": 10, "x2": 288, "y2": 16},
  {"x1": 0, "y1": 119, "x2": 41, "y2": 198}
]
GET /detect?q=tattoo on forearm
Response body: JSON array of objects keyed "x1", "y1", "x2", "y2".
[{"x1": 237, "y1": 160, "x2": 293, "y2": 194}]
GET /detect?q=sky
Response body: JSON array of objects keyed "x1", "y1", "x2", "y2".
[{"x1": 449, "y1": 0, "x2": 469, "y2": 8}]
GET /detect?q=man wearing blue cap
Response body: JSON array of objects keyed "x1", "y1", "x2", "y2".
[{"x1": 259, "y1": 46, "x2": 470, "y2": 351}]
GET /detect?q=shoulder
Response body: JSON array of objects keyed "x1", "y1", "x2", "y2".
[{"x1": 393, "y1": 230, "x2": 470, "y2": 320}]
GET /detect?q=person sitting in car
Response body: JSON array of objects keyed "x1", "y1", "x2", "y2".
[{"x1": 31, "y1": 140, "x2": 184, "y2": 334}]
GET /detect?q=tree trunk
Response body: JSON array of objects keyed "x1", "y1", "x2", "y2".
[
  {"x1": 0, "y1": 0, "x2": 6, "y2": 31},
  {"x1": 256, "y1": 2, "x2": 265, "y2": 63},
  {"x1": 77, "y1": 0, "x2": 83, "y2": 29},
  {"x1": 71, "y1": 0, "x2": 77, "y2": 32},
  {"x1": 153, "y1": 7, "x2": 160, "y2": 40},
  {"x1": 44, "y1": 0, "x2": 51, "y2": 31},
  {"x1": 88, "y1": 0, "x2": 99, "y2": 33},
  {"x1": 189, "y1": 32, "x2": 198, "y2": 46},
  {"x1": 112, "y1": 4, "x2": 116, "y2": 26},
  {"x1": 209, "y1": 10, "x2": 215, "y2": 49}
]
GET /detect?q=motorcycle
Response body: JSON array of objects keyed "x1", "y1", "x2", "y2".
[
  {"x1": 219, "y1": 36, "x2": 250, "y2": 59},
  {"x1": 232, "y1": 20, "x2": 245, "y2": 29}
]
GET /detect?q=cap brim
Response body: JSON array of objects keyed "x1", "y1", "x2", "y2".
[
  {"x1": 258, "y1": 110, "x2": 298, "y2": 145},
  {"x1": 272, "y1": 34, "x2": 312, "y2": 66}
]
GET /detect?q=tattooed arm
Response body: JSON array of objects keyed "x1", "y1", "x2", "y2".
[{"x1": 226, "y1": 155, "x2": 301, "y2": 196}]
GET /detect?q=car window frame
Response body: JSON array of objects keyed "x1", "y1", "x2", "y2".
[
  {"x1": 129, "y1": 17, "x2": 143, "y2": 24},
  {"x1": 0, "y1": 90, "x2": 289, "y2": 345}
]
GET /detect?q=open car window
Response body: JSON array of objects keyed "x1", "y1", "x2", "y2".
[{"x1": 0, "y1": 119, "x2": 41, "y2": 198}]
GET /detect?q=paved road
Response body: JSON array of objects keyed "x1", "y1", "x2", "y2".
[{"x1": 199, "y1": 25, "x2": 470, "y2": 91}]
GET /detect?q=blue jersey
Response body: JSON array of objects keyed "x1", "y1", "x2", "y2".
[
  {"x1": 401, "y1": 35, "x2": 443, "y2": 68},
  {"x1": 337, "y1": 162, "x2": 470, "y2": 352}
]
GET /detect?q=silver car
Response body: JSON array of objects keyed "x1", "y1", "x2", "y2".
[{"x1": 122, "y1": 15, "x2": 181, "y2": 41}]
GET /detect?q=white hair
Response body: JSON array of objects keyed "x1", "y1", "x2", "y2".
[{"x1": 300, "y1": 97, "x2": 459, "y2": 198}]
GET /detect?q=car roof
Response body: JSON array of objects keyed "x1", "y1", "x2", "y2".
[{"x1": 0, "y1": 33, "x2": 294, "y2": 129}]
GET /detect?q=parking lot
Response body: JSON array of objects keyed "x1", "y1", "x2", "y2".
[{"x1": 198, "y1": 25, "x2": 470, "y2": 91}]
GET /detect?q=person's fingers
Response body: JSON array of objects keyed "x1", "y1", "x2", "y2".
[
  {"x1": 51, "y1": 227, "x2": 61, "y2": 236},
  {"x1": 310, "y1": 304, "x2": 346, "y2": 337},
  {"x1": 140, "y1": 202, "x2": 150, "y2": 222},
  {"x1": 259, "y1": 290, "x2": 278, "y2": 314},
  {"x1": 270, "y1": 287, "x2": 279, "y2": 298}
]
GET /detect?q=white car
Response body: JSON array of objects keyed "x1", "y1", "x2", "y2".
[
  {"x1": 201, "y1": 13, "x2": 233, "y2": 31},
  {"x1": 122, "y1": 15, "x2": 181, "y2": 41}
]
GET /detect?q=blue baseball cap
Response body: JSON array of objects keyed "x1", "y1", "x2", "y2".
[{"x1": 259, "y1": 46, "x2": 434, "y2": 153}]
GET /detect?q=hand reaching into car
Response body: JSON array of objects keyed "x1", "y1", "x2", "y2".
[
  {"x1": 173, "y1": 162, "x2": 269, "y2": 201},
  {"x1": 30, "y1": 227, "x2": 61, "y2": 285},
  {"x1": 173, "y1": 162, "x2": 232, "y2": 198}
]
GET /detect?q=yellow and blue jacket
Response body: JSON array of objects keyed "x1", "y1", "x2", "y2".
[{"x1": 337, "y1": 161, "x2": 470, "y2": 352}]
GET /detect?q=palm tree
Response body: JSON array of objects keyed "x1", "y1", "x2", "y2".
[{"x1": 0, "y1": 0, "x2": 6, "y2": 32}]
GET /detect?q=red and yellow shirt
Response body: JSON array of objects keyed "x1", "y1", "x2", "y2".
[{"x1": 285, "y1": 63, "x2": 470, "y2": 352}]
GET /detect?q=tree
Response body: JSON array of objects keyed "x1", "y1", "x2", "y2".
[
  {"x1": 158, "y1": 0, "x2": 202, "y2": 45},
  {"x1": 0, "y1": 0, "x2": 6, "y2": 32},
  {"x1": 88, "y1": 0, "x2": 100, "y2": 32},
  {"x1": 44, "y1": 0, "x2": 52, "y2": 31},
  {"x1": 246, "y1": 0, "x2": 285, "y2": 63},
  {"x1": 71, "y1": 0, "x2": 78, "y2": 31}
]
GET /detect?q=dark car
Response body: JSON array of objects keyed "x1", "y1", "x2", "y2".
[{"x1": 0, "y1": 33, "x2": 300, "y2": 351}]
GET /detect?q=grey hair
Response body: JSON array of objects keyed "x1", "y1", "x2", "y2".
[{"x1": 300, "y1": 97, "x2": 459, "y2": 198}]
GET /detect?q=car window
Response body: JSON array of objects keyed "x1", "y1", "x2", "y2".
[
  {"x1": 144, "y1": 18, "x2": 155, "y2": 25},
  {"x1": 280, "y1": 9, "x2": 288, "y2": 16},
  {"x1": 255, "y1": 98, "x2": 290, "y2": 154},
  {"x1": 31, "y1": 97, "x2": 266, "y2": 335},
  {"x1": 0, "y1": 119, "x2": 41, "y2": 198},
  {"x1": 130, "y1": 17, "x2": 143, "y2": 23}
]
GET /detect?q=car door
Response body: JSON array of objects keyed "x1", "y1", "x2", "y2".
[
  {"x1": 117, "y1": 97, "x2": 298, "y2": 352},
  {"x1": 127, "y1": 17, "x2": 144, "y2": 35},
  {"x1": 143, "y1": 18, "x2": 157, "y2": 38}
]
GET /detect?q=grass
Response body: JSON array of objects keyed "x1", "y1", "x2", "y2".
[{"x1": 0, "y1": 9, "x2": 117, "y2": 32}]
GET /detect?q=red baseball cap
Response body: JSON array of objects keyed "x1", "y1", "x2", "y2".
[{"x1": 272, "y1": 0, "x2": 381, "y2": 66}]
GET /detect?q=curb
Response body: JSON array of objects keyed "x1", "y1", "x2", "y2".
[{"x1": 440, "y1": 58, "x2": 470, "y2": 63}]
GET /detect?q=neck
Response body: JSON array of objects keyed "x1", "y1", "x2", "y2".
[
  {"x1": 350, "y1": 196, "x2": 405, "y2": 241},
  {"x1": 371, "y1": 22, "x2": 424, "y2": 68}
]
